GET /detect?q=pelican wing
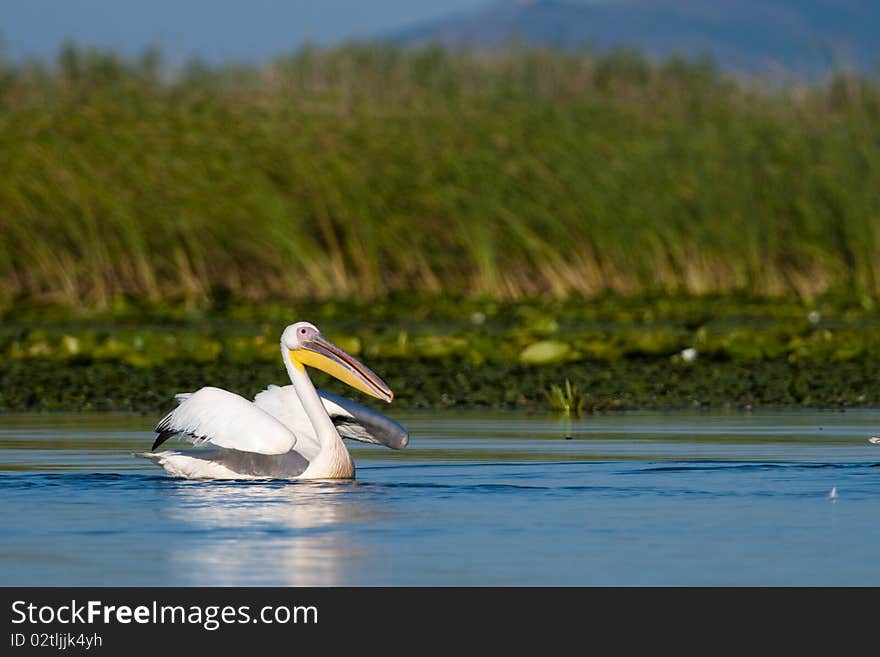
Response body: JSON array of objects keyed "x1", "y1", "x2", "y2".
[
  {"x1": 153, "y1": 387, "x2": 297, "y2": 455},
  {"x1": 319, "y1": 389, "x2": 410, "y2": 449},
  {"x1": 252, "y1": 384, "x2": 409, "y2": 450}
]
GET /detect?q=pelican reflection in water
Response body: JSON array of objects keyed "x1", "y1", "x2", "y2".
[{"x1": 162, "y1": 482, "x2": 379, "y2": 585}]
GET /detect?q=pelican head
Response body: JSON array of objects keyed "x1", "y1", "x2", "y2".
[{"x1": 282, "y1": 322, "x2": 393, "y2": 403}]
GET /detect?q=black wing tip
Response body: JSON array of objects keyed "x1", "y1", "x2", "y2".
[
  {"x1": 154, "y1": 412, "x2": 173, "y2": 432},
  {"x1": 151, "y1": 430, "x2": 176, "y2": 452}
]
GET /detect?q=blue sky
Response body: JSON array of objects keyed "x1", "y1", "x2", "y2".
[{"x1": 0, "y1": 0, "x2": 493, "y2": 64}]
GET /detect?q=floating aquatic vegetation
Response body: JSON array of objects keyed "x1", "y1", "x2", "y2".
[
  {"x1": 4, "y1": 296, "x2": 880, "y2": 412},
  {"x1": 519, "y1": 340, "x2": 572, "y2": 365}
]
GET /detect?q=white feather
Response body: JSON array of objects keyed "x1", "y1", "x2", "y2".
[
  {"x1": 140, "y1": 451, "x2": 254, "y2": 479},
  {"x1": 140, "y1": 449, "x2": 309, "y2": 479},
  {"x1": 157, "y1": 386, "x2": 296, "y2": 455},
  {"x1": 252, "y1": 384, "x2": 323, "y2": 461}
]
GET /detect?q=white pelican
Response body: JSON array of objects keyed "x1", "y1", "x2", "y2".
[{"x1": 140, "y1": 322, "x2": 406, "y2": 480}]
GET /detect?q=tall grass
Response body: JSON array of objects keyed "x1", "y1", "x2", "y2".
[{"x1": 1, "y1": 44, "x2": 878, "y2": 308}]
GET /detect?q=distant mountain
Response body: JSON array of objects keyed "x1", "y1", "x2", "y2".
[{"x1": 388, "y1": 0, "x2": 880, "y2": 77}]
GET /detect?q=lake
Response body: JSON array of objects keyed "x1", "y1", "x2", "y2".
[{"x1": 1, "y1": 410, "x2": 878, "y2": 586}]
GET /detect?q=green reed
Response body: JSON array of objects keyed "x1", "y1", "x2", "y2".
[
  {"x1": 546, "y1": 379, "x2": 589, "y2": 417},
  {"x1": 1, "y1": 44, "x2": 878, "y2": 309}
]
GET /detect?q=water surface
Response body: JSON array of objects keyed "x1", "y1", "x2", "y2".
[{"x1": 1, "y1": 410, "x2": 878, "y2": 586}]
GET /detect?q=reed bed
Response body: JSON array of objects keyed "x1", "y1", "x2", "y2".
[{"x1": 1, "y1": 45, "x2": 878, "y2": 309}]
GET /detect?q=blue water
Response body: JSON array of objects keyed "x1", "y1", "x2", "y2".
[{"x1": 1, "y1": 411, "x2": 879, "y2": 585}]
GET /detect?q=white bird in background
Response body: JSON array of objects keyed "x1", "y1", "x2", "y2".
[{"x1": 140, "y1": 322, "x2": 408, "y2": 480}]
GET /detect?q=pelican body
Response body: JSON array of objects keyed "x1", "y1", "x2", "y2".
[{"x1": 140, "y1": 322, "x2": 405, "y2": 480}]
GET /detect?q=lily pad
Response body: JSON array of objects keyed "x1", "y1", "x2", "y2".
[{"x1": 519, "y1": 340, "x2": 571, "y2": 365}]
